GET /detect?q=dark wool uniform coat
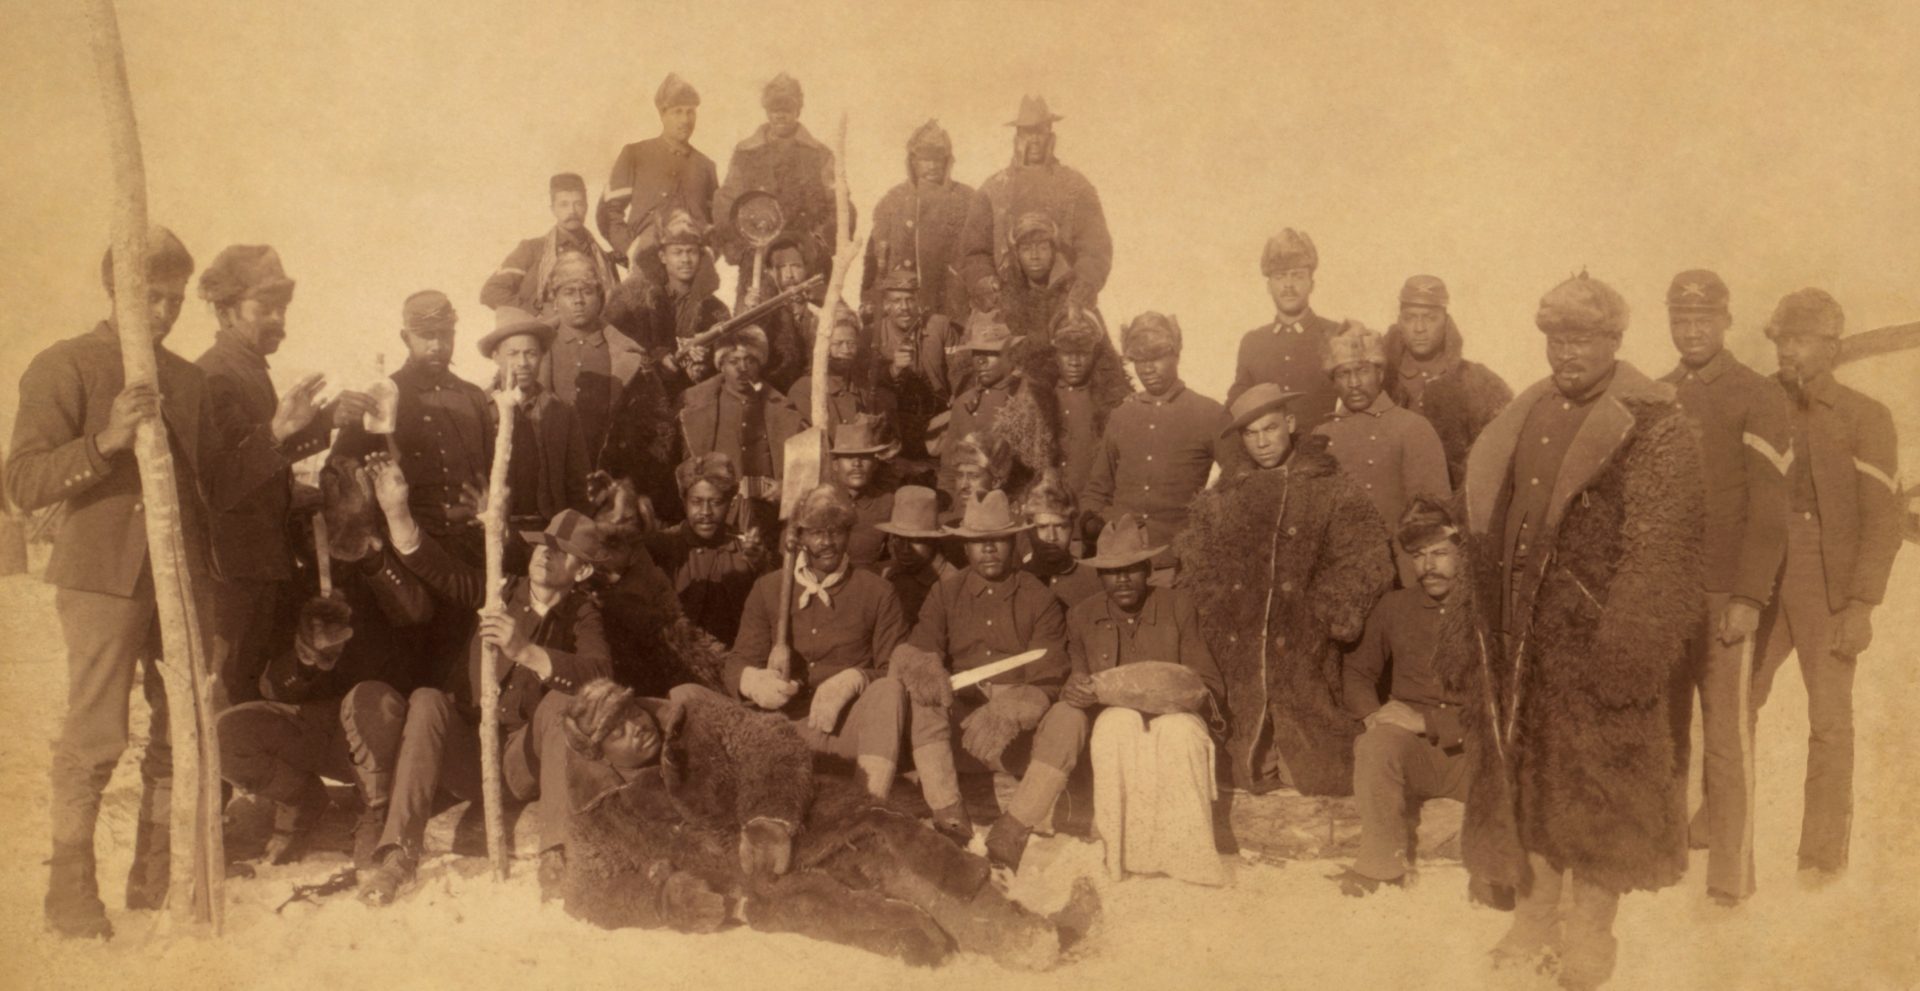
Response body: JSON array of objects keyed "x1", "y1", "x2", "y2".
[
  {"x1": 1228, "y1": 311, "x2": 1343, "y2": 425},
  {"x1": 597, "y1": 137, "x2": 720, "y2": 260},
  {"x1": 485, "y1": 389, "x2": 591, "y2": 525},
  {"x1": 864, "y1": 163, "x2": 975, "y2": 319},
  {"x1": 958, "y1": 153, "x2": 1111, "y2": 310},
  {"x1": 1770, "y1": 371, "x2": 1902, "y2": 611},
  {"x1": 1175, "y1": 447, "x2": 1394, "y2": 794},
  {"x1": 713, "y1": 124, "x2": 838, "y2": 272},
  {"x1": 332, "y1": 360, "x2": 494, "y2": 536},
  {"x1": 1382, "y1": 317, "x2": 1513, "y2": 487},
  {"x1": 1433, "y1": 362, "x2": 1705, "y2": 895}
]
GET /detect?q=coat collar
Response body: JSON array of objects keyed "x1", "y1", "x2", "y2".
[
  {"x1": 1664, "y1": 346, "x2": 1734, "y2": 385},
  {"x1": 735, "y1": 121, "x2": 828, "y2": 154},
  {"x1": 1463, "y1": 360, "x2": 1671, "y2": 537},
  {"x1": 1333, "y1": 391, "x2": 1397, "y2": 418}
]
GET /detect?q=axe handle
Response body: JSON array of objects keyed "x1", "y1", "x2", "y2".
[
  {"x1": 769, "y1": 547, "x2": 797, "y2": 679},
  {"x1": 313, "y1": 510, "x2": 332, "y2": 598}
]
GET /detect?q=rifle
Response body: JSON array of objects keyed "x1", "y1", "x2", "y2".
[{"x1": 680, "y1": 274, "x2": 824, "y2": 351}]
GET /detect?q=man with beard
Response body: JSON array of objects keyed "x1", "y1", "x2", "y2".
[
  {"x1": 1080, "y1": 313, "x2": 1230, "y2": 576},
  {"x1": 1311, "y1": 321, "x2": 1450, "y2": 586},
  {"x1": 333, "y1": 291, "x2": 494, "y2": 563},
  {"x1": 678, "y1": 327, "x2": 803, "y2": 536},
  {"x1": 865, "y1": 120, "x2": 975, "y2": 320},
  {"x1": 537, "y1": 251, "x2": 646, "y2": 463},
  {"x1": 825, "y1": 414, "x2": 899, "y2": 572},
  {"x1": 481, "y1": 307, "x2": 589, "y2": 527},
  {"x1": 646, "y1": 453, "x2": 769, "y2": 646},
  {"x1": 1051, "y1": 310, "x2": 1132, "y2": 500},
  {"x1": 1177, "y1": 383, "x2": 1391, "y2": 796},
  {"x1": 598, "y1": 74, "x2": 719, "y2": 267},
  {"x1": 713, "y1": 73, "x2": 838, "y2": 306},
  {"x1": 1381, "y1": 275, "x2": 1512, "y2": 486},
  {"x1": 1751, "y1": 288, "x2": 1899, "y2": 885},
  {"x1": 9, "y1": 229, "x2": 330, "y2": 936},
  {"x1": 1020, "y1": 475, "x2": 1102, "y2": 610},
  {"x1": 1228, "y1": 228, "x2": 1341, "y2": 429},
  {"x1": 727, "y1": 485, "x2": 912, "y2": 800},
  {"x1": 787, "y1": 305, "x2": 897, "y2": 434},
  {"x1": 196, "y1": 245, "x2": 377, "y2": 706},
  {"x1": 875, "y1": 486, "x2": 955, "y2": 626},
  {"x1": 888, "y1": 491, "x2": 1082, "y2": 868},
  {"x1": 871, "y1": 266, "x2": 960, "y2": 463},
  {"x1": 1333, "y1": 497, "x2": 1472, "y2": 896},
  {"x1": 1656, "y1": 270, "x2": 1789, "y2": 905},
  {"x1": 482, "y1": 174, "x2": 620, "y2": 316},
  {"x1": 959, "y1": 96, "x2": 1111, "y2": 311},
  {"x1": 997, "y1": 213, "x2": 1077, "y2": 346},
  {"x1": 1437, "y1": 273, "x2": 1702, "y2": 990},
  {"x1": 604, "y1": 208, "x2": 731, "y2": 391}
]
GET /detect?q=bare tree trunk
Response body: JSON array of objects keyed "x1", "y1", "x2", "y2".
[
  {"x1": 82, "y1": 0, "x2": 224, "y2": 930},
  {"x1": 480, "y1": 391, "x2": 518, "y2": 880}
]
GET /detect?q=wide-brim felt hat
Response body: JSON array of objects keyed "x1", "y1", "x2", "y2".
[
  {"x1": 478, "y1": 306, "x2": 556, "y2": 358},
  {"x1": 1080, "y1": 513, "x2": 1166, "y2": 570},
  {"x1": 519, "y1": 508, "x2": 614, "y2": 565},
  {"x1": 1222, "y1": 382, "x2": 1303, "y2": 436},
  {"x1": 874, "y1": 485, "x2": 945, "y2": 539},
  {"x1": 829, "y1": 413, "x2": 899, "y2": 459},
  {"x1": 942, "y1": 490, "x2": 1033, "y2": 540}
]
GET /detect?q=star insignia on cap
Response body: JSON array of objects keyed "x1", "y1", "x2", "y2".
[{"x1": 1680, "y1": 282, "x2": 1708, "y2": 299}]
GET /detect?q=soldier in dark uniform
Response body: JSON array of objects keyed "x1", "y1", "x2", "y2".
[
  {"x1": 1228, "y1": 228, "x2": 1342, "y2": 428},
  {"x1": 480, "y1": 307, "x2": 589, "y2": 528},
  {"x1": 864, "y1": 120, "x2": 974, "y2": 320},
  {"x1": 539, "y1": 251, "x2": 647, "y2": 464},
  {"x1": 870, "y1": 266, "x2": 961, "y2": 464},
  {"x1": 481, "y1": 173, "x2": 620, "y2": 316},
  {"x1": 712, "y1": 73, "x2": 839, "y2": 307},
  {"x1": 1656, "y1": 269, "x2": 1790, "y2": 904},
  {"x1": 1753, "y1": 288, "x2": 1901, "y2": 882},
  {"x1": 597, "y1": 73, "x2": 718, "y2": 268},
  {"x1": 604, "y1": 208, "x2": 730, "y2": 393},
  {"x1": 8, "y1": 230, "x2": 325, "y2": 937},
  {"x1": 958, "y1": 96, "x2": 1111, "y2": 311},
  {"x1": 875, "y1": 486, "x2": 955, "y2": 626},
  {"x1": 1382, "y1": 275, "x2": 1512, "y2": 486},
  {"x1": 195, "y1": 245, "x2": 377, "y2": 707}
]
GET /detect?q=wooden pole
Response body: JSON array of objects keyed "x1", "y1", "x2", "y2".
[
  {"x1": 81, "y1": 0, "x2": 224, "y2": 930},
  {"x1": 479, "y1": 389, "x2": 518, "y2": 880}
]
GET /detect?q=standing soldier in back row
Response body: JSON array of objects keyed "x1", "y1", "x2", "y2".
[
  {"x1": 1230, "y1": 228, "x2": 1342, "y2": 430},
  {"x1": 481, "y1": 174, "x2": 620, "y2": 316},
  {"x1": 713, "y1": 73, "x2": 838, "y2": 305},
  {"x1": 1381, "y1": 275, "x2": 1512, "y2": 486},
  {"x1": 959, "y1": 96, "x2": 1111, "y2": 312},
  {"x1": 598, "y1": 74, "x2": 719, "y2": 269},
  {"x1": 865, "y1": 120, "x2": 975, "y2": 320},
  {"x1": 1656, "y1": 269, "x2": 1789, "y2": 906}
]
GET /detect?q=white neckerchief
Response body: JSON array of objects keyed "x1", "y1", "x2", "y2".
[{"x1": 794, "y1": 551, "x2": 850, "y2": 610}]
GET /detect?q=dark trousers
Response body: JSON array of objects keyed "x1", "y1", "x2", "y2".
[
  {"x1": 209, "y1": 577, "x2": 285, "y2": 710},
  {"x1": 1691, "y1": 591, "x2": 1757, "y2": 896},
  {"x1": 1753, "y1": 513, "x2": 1855, "y2": 871},
  {"x1": 377, "y1": 687, "x2": 574, "y2": 856},
  {"x1": 51, "y1": 579, "x2": 172, "y2": 853},
  {"x1": 217, "y1": 682, "x2": 407, "y2": 807},
  {"x1": 1350, "y1": 723, "x2": 1469, "y2": 881}
]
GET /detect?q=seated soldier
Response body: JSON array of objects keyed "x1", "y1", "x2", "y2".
[
  {"x1": 603, "y1": 207, "x2": 730, "y2": 392},
  {"x1": 217, "y1": 458, "x2": 433, "y2": 869},
  {"x1": 1020, "y1": 473, "x2": 1102, "y2": 610},
  {"x1": 826, "y1": 413, "x2": 900, "y2": 572},
  {"x1": 875, "y1": 485, "x2": 956, "y2": 627},
  {"x1": 558, "y1": 679, "x2": 1094, "y2": 970},
  {"x1": 581, "y1": 491, "x2": 730, "y2": 698},
  {"x1": 1062, "y1": 515, "x2": 1226, "y2": 886},
  {"x1": 645, "y1": 453, "x2": 769, "y2": 646},
  {"x1": 359, "y1": 461, "x2": 612, "y2": 905},
  {"x1": 888, "y1": 491, "x2": 1085, "y2": 869},
  {"x1": 481, "y1": 307, "x2": 590, "y2": 528},
  {"x1": 677, "y1": 326, "x2": 803, "y2": 536},
  {"x1": 1331, "y1": 497, "x2": 1471, "y2": 896},
  {"x1": 726, "y1": 485, "x2": 911, "y2": 799},
  {"x1": 997, "y1": 212, "x2": 1076, "y2": 346},
  {"x1": 788, "y1": 303, "x2": 898, "y2": 433}
]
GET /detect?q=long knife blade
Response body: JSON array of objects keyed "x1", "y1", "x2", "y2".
[{"x1": 949, "y1": 648, "x2": 1050, "y2": 691}]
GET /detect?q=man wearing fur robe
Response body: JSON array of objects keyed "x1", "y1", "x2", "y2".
[
  {"x1": 1434, "y1": 274, "x2": 1703, "y2": 990},
  {"x1": 1176, "y1": 383, "x2": 1393, "y2": 796},
  {"x1": 937, "y1": 314, "x2": 1060, "y2": 499},
  {"x1": 712, "y1": 74, "x2": 839, "y2": 307},
  {"x1": 1381, "y1": 275, "x2": 1513, "y2": 486},
  {"x1": 864, "y1": 120, "x2": 975, "y2": 321}
]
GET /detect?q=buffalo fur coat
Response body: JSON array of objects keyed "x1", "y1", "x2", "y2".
[
  {"x1": 1175, "y1": 447, "x2": 1393, "y2": 795},
  {"x1": 564, "y1": 688, "x2": 1060, "y2": 968},
  {"x1": 1382, "y1": 317, "x2": 1513, "y2": 487},
  {"x1": 1431, "y1": 362, "x2": 1703, "y2": 895}
]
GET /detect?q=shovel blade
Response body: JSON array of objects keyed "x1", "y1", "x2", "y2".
[{"x1": 780, "y1": 427, "x2": 826, "y2": 520}]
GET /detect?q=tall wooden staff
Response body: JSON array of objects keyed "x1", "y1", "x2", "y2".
[
  {"x1": 83, "y1": 0, "x2": 226, "y2": 930},
  {"x1": 479, "y1": 389, "x2": 519, "y2": 879}
]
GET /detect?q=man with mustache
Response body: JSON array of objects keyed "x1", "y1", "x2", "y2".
[
  {"x1": 1333, "y1": 497, "x2": 1473, "y2": 896},
  {"x1": 1228, "y1": 228, "x2": 1342, "y2": 430},
  {"x1": 481, "y1": 307, "x2": 590, "y2": 528},
  {"x1": 196, "y1": 244, "x2": 376, "y2": 706},
  {"x1": 597, "y1": 73, "x2": 718, "y2": 269},
  {"x1": 480, "y1": 174, "x2": 619, "y2": 317},
  {"x1": 1656, "y1": 270, "x2": 1790, "y2": 905},
  {"x1": 1751, "y1": 288, "x2": 1900, "y2": 886}
]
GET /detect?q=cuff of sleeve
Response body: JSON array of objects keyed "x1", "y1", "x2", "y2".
[
  {"x1": 1730, "y1": 594, "x2": 1765, "y2": 611},
  {"x1": 85, "y1": 432, "x2": 114, "y2": 474}
]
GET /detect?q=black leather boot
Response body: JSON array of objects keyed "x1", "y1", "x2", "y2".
[{"x1": 45, "y1": 842, "x2": 112, "y2": 939}]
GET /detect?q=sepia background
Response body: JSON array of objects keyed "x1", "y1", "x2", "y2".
[{"x1": 1, "y1": 0, "x2": 1915, "y2": 988}]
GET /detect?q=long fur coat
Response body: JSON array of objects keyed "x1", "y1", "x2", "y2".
[
  {"x1": 1382, "y1": 317, "x2": 1513, "y2": 487},
  {"x1": 1432, "y1": 363, "x2": 1703, "y2": 895},
  {"x1": 1175, "y1": 448, "x2": 1393, "y2": 794}
]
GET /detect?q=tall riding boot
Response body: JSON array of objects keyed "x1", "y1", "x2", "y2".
[
  {"x1": 125, "y1": 819, "x2": 172, "y2": 911},
  {"x1": 45, "y1": 842, "x2": 111, "y2": 939}
]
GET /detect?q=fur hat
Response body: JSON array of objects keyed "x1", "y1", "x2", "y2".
[
  {"x1": 1010, "y1": 212, "x2": 1058, "y2": 247},
  {"x1": 1019, "y1": 471, "x2": 1077, "y2": 524},
  {"x1": 949, "y1": 431, "x2": 1014, "y2": 486},
  {"x1": 1764, "y1": 288, "x2": 1844, "y2": 340},
  {"x1": 713, "y1": 325, "x2": 770, "y2": 365},
  {"x1": 1320, "y1": 319, "x2": 1385, "y2": 372},
  {"x1": 655, "y1": 73, "x2": 700, "y2": 111},
  {"x1": 1666, "y1": 269, "x2": 1728, "y2": 312},
  {"x1": 1399, "y1": 274, "x2": 1449, "y2": 309},
  {"x1": 198, "y1": 244, "x2": 295, "y2": 307},
  {"x1": 876, "y1": 265, "x2": 919, "y2": 294},
  {"x1": 1396, "y1": 494, "x2": 1462, "y2": 554},
  {"x1": 1535, "y1": 272, "x2": 1628, "y2": 338},
  {"x1": 657, "y1": 207, "x2": 707, "y2": 248},
  {"x1": 1260, "y1": 228, "x2": 1318, "y2": 276},
  {"x1": 549, "y1": 250, "x2": 604, "y2": 291},
  {"x1": 794, "y1": 484, "x2": 856, "y2": 531},
  {"x1": 676, "y1": 451, "x2": 740, "y2": 498},
  {"x1": 401, "y1": 290, "x2": 457, "y2": 334},
  {"x1": 1121, "y1": 312, "x2": 1182, "y2": 358},
  {"x1": 762, "y1": 72, "x2": 803, "y2": 112},
  {"x1": 1051, "y1": 307, "x2": 1105, "y2": 352},
  {"x1": 562, "y1": 679, "x2": 645, "y2": 759}
]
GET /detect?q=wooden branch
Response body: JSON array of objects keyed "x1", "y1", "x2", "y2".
[
  {"x1": 479, "y1": 389, "x2": 518, "y2": 880},
  {"x1": 82, "y1": 0, "x2": 223, "y2": 931}
]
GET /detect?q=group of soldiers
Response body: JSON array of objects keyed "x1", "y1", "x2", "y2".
[{"x1": 7, "y1": 71, "x2": 1905, "y2": 989}]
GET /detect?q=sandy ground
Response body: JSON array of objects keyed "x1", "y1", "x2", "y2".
[{"x1": 0, "y1": 553, "x2": 1915, "y2": 991}]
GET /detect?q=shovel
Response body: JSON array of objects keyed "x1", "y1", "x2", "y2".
[{"x1": 731, "y1": 189, "x2": 786, "y2": 306}]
